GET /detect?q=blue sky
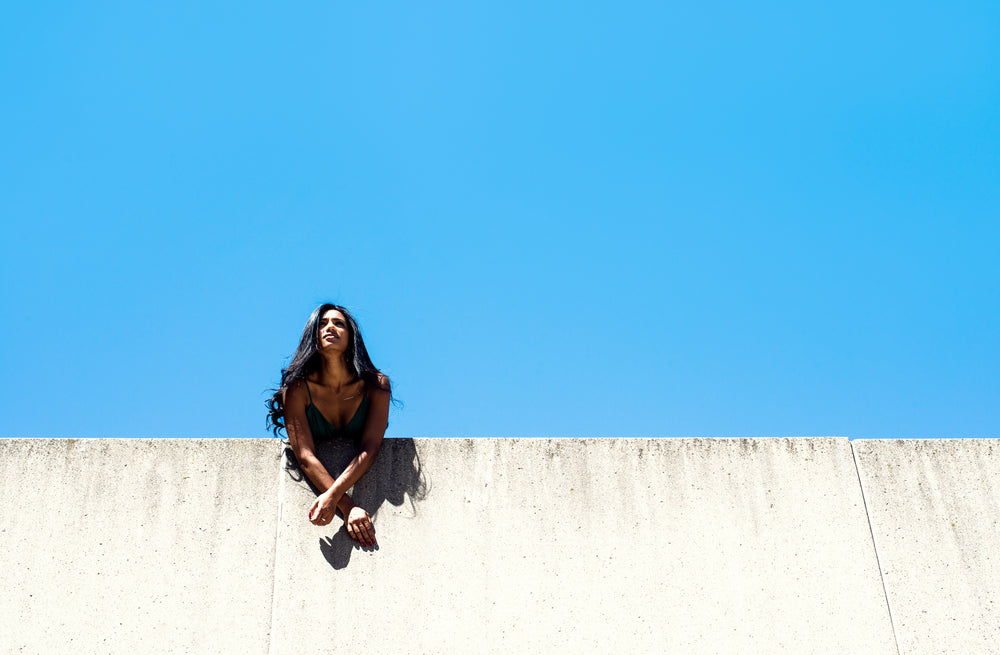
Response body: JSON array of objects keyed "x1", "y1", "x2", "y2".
[{"x1": 2, "y1": 1, "x2": 997, "y2": 439}]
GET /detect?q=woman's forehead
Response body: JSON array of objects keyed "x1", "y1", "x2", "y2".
[{"x1": 320, "y1": 309, "x2": 345, "y2": 322}]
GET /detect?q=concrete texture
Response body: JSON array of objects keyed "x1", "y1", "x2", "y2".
[
  {"x1": 854, "y1": 439, "x2": 1000, "y2": 655},
  {"x1": 4, "y1": 436, "x2": 960, "y2": 654},
  {"x1": 0, "y1": 439, "x2": 281, "y2": 655},
  {"x1": 271, "y1": 437, "x2": 895, "y2": 655}
]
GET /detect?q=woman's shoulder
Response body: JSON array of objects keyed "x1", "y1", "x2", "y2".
[
  {"x1": 283, "y1": 378, "x2": 311, "y2": 408},
  {"x1": 364, "y1": 373, "x2": 391, "y2": 402},
  {"x1": 364, "y1": 371, "x2": 390, "y2": 390}
]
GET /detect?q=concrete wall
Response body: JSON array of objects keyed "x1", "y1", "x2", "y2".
[
  {"x1": 1, "y1": 438, "x2": 997, "y2": 654},
  {"x1": 0, "y1": 439, "x2": 281, "y2": 654},
  {"x1": 853, "y1": 439, "x2": 1000, "y2": 655}
]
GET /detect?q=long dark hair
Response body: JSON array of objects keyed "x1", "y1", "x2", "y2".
[{"x1": 266, "y1": 304, "x2": 391, "y2": 436}]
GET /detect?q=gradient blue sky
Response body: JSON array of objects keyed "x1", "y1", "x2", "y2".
[{"x1": 2, "y1": 1, "x2": 997, "y2": 439}]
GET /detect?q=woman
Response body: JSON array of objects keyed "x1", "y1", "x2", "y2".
[{"x1": 267, "y1": 304, "x2": 391, "y2": 548}]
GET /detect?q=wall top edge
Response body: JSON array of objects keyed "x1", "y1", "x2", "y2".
[
  {"x1": 3, "y1": 436, "x2": 994, "y2": 442},
  {"x1": 3, "y1": 436, "x2": 853, "y2": 441}
]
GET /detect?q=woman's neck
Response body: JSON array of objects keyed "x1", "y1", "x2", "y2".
[{"x1": 316, "y1": 351, "x2": 355, "y2": 389}]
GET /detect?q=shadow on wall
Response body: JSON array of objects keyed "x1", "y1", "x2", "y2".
[{"x1": 283, "y1": 438, "x2": 428, "y2": 570}]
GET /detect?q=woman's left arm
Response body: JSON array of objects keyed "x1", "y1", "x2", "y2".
[{"x1": 321, "y1": 380, "x2": 390, "y2": 544}]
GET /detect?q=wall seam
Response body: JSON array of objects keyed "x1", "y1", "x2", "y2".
[
  {"x1": 851, "y1": 440, "x2": 903, "y2": 655},
  {"x1": 266, "y1": 443, "x2": 287, "y2": 655}
]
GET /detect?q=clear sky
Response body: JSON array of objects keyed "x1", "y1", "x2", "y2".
[{"x1": 2, "y1": 1, "x2": 997, "y2": 439}]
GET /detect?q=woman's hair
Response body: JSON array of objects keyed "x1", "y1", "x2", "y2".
[{"x1": 266, "y1": 304, "x2": 391, "y2": 436}]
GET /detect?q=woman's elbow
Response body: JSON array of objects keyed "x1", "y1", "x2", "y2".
[
  {"x1": 359, "y1": 443, "x2": 381, "y2": 467},
  {"x1": 295, "y1": 450, "x2": 321, "y2": 472}
]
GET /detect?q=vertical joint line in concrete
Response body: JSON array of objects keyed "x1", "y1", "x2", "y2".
[
  {"x1": 267, "y1": 444, "x2": 287, "y2": 655},
  {"x1": 851, "y1": 441, "x2": 902, "y2": 655}
]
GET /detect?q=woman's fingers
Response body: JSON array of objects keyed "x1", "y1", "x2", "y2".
[
  {"x1": 344, "y1": 517, "x2": 375, "y2": 546},
  {"x1": 358, "y1": 520, "x2": 375, "y2": 546},
  {"x1": 308, "y1": 500, "x2": 332, "y2": 525},
  {"x1": 338, "y1": 507, "x2": 375, "y2": 546},
  {"x1": 308, "y1": 498, "x2": 320, "y2": 521},
  {"x1": 354, "y1": 520, "x2": 374, "y2": 547}
]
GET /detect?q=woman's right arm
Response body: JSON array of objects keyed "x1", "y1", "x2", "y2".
[{"x1": 283, "y1": 383, "x2": 353, "y2": 528}]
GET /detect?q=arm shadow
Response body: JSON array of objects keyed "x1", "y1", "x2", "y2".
[{"x1": 283, "y1": 437, "x2": 428, "y2": 570}]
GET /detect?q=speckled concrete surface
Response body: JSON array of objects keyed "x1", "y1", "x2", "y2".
[
  {"x1": 854, "y1": 439, "x2": 1000, "y2": 655},
  {"x1": 271, "y1": 438, "x2": 895, "y2": 654},
  {"x1": 1, "y1": 437, "x2": 905, "y2": 654},
  {"x1": 0, "y1": 439, "x2": 281, "y2": 655}
]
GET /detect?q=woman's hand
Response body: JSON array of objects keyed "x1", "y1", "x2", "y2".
[
  {"x1": 308, "y1": 489, "x2": 342, "y2": 526},
  {"x1": 344, "y1": 506, "x2": 376, "y2": 547}
]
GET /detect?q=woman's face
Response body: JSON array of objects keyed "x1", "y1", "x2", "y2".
[{"x1": 317, "y1": 309, "x2": 350, "y2": 355}]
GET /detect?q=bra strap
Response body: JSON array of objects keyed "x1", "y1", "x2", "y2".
[{"x1": 304, "y1": 379, "x2": 313, "y2": 403}]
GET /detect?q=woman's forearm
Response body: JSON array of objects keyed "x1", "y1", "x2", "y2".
[
  {"x1": 296, "y1": 452, "x2": 336, "y2": 493},
  {"x1": 328, "y1": 448, "x2": 379, "y2": 498},
  {"x1": 336, "y1": 493, "x2": 355, "y2": 516},
  {"x1": 298, "y1": 451, "x2": 357, "y2": 517}
]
